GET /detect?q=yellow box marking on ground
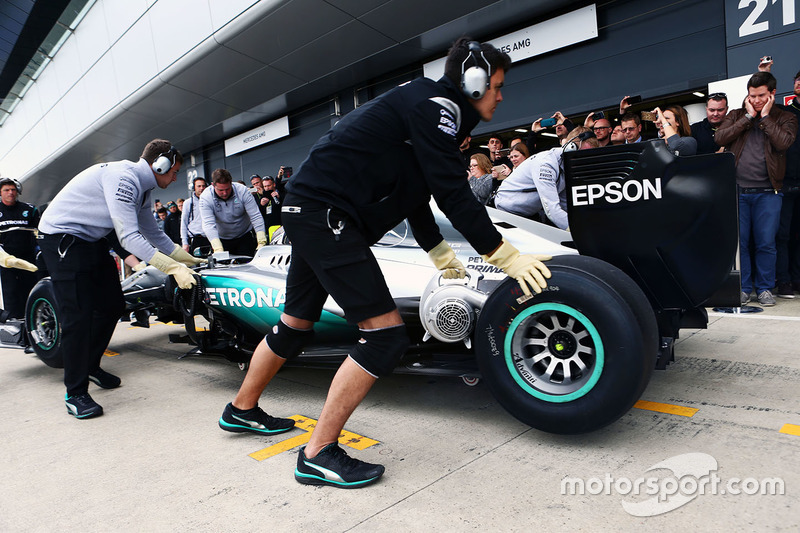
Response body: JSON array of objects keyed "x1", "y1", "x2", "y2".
[
  {"x1": 248, "y1": 415, "x2": 379, "y2": 461},
  {"x1": 779, "y1": 423, "x2": 800, "y2": 436},
  {"x1": 634, "y1": 400, "x2": 698, "y2": 417},
  {"x1": 103, "y1": 349, "x2": 119, "y2": 357}
]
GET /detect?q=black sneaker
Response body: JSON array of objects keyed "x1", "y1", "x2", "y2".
[
  {"x1": 777, "y1": 282, "x2": 795, "y2": 299},
  {"x1": 65, "y1": 393, "x2": 103, "y2": 419},
  {"x1": 218, "y1": 403, "x2": 295, "y2": 435},
  {"x1": 88, "y1": 368, "x2": 121, "y2": 389},
  {"x1": 295, "y1": 444, "x2": 385, "y2": 488}
]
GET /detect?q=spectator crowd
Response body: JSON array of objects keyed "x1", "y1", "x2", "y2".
[
  {"x1": 463, "y1": 56, "x2": 800, "y2": 306},
  {"x1": 1, "y1": 57, "x2": 799, "y2": 328}
]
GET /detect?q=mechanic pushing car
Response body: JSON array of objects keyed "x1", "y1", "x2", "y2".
[
  {"x1": 38, "y1": 139, "x2": 204, "y2": 419},
  {"x1": 217, "y1": 38, "x2": 551, "y2": 488}
]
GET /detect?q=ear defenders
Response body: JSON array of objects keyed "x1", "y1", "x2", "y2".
[
  {"x1": 152, "y1": 146, "x2": 176, "y2": 175},
  {"x1": 563, "y1": 131, "x2": 596, "y2": 153},
  {"x1": 461, "y1": 41, "x2": 491, "y2": 99}
]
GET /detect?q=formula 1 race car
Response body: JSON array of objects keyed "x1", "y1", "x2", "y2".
[{"x1": 6, "y1": 140, "x2": 740, "y2": 435}]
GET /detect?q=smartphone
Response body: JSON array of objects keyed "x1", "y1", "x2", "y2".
[
  {"x1": 591, "y1": 111, "x2": 605, "y2": 121},
  {"x1": 540, "y1": 117, "x2": 557, "y2": 127},
  {"x1": 640, "y1": 111, "x2": 656, "y2": 122},
  {"x1": 284, "y1": 166, "x2": 293, "y2": 178},
  {"x1": 492, "y1": 165, "x2": 509, "y2": 175},
  {"x1": 625, "y1": 95, "x2": 642, "y2": 105}
]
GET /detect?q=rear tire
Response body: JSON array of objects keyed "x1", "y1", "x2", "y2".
[
  {"x1": 25, "y1": 279, "x2": 64, "y2": 368},
  {"x1": 474, "y1": 255, "x2": 657, "y2": 434}
]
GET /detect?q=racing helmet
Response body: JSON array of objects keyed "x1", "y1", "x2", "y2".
[{"x1": 0, "y1": 176, "x2": 22, "y2": 195}]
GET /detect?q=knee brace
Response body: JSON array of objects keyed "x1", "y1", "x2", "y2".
[
  {"x1": 265, "y1": 320, "x2": 314, "y2": 359},
  {"x1": 350, "y1": 324, "x2": 409, "y2": 378}
]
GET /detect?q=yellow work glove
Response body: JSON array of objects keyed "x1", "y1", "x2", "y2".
[
  {"x1": 169, "y1": 243, "x2": 205, "y2": 266},
  {"x1": 210, "y1": 238, "x2": 224, "y2": 253},
  {"x1": 482, "y1": 239, "x2": 552, "y2": 296},
  {"x1": 132, "y1": 262, "x2": 147, "y2": 272},
  {"x1": 149, "y1": 251, "x2": 197, "y2": 289},
  {"x1": 427, "y1": 239, "x2": 466, "y2": 279},
  {"x1": 256, "y1": 230, "x2": 267, "y2": 250},
  {"x1": 0, "y1": 248, "x2": 37, "y2": 272}
]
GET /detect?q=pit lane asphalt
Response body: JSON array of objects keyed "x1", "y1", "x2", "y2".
[{"x1": 1, "y1": 298, "x2": 798, "y2": 531}]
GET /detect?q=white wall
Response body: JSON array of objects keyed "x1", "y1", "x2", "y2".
[{"x1": 0, "y1": 0, "x2": 263, "y2": 183}]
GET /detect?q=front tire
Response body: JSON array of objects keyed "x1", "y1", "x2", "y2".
[
  {"x1": 474, "y1": 255, "x2": 658, "y2": 434},
  {"x1": 25, "y1": 279, "x2": 64, "y2": 368}
]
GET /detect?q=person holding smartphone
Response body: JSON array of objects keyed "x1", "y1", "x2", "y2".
[
  {"x1": 653, "y1": 105, "x2": 697, "y2": 156},
  {"x1": 584, "y1": 112, "x2": 613, "y2": 147}
]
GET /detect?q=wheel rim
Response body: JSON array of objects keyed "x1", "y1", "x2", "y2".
[
  {"x1": 30, "y1": 298, "x2": 58, "y2": 350},
  {"x1": 504, "y1": 303, "x2": 604, "y2": 403}
]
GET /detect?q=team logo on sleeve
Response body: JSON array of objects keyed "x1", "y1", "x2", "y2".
[
  {"x1": 438, "y1": 111, "x2": 457, "y2": 137},
  {"x1": 115, "y1": 179, "x2": 137, "y2": 204},
  {"x1": 429, "y1": 97, "x2": 461, "y2": 138}
]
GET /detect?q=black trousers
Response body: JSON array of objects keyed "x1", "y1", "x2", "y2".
[
  {"x1": 222, "y1": 230, "x2": 257, "y2": 256},
  {"x1": 39, "y1": 234, "x2": 125, "y2": 397},
  {"x1": 189, "y1": 234, "x2": 211, "y2": 255},
  {"x1": 776, "y1": 185, "x2": 800, "y2": 284},
  {"x1": 0, "y1": 267, "x2": 37, "y2": 318}
]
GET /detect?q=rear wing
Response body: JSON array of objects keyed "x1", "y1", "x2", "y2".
[{"x1": 564, "y1": 140, "x2": 740, "y2": 312}]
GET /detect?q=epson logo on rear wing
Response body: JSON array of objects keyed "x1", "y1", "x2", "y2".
[{"x1": 572, "y1": 178, "x2": 662, "y2": 206}]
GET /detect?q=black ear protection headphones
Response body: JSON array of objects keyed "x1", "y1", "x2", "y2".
[
  {"x1": 563, "y1": 131, "x2": 596, "y2": 153},
  {"x1": 152, "y1": 146, "x2": 176, "y2": 175},
  {"x1": 461, "y1": 41, "x2": 491, "y2": 99}
]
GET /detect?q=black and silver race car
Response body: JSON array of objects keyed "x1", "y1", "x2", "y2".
[{"x1": 8, "y1": 140, "x2": 740, "y2": 435}]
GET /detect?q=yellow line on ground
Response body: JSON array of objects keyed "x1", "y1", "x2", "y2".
[
  {"x1": 634, "y1": 400, "x2": 698, "y2": 417},
  {"x1": 249, "y1": 433, "x2": 312, "y2": 461},
  {"x1": 248, "y1": 415, "x2": 380, "y2": 461},
  {"x1": 103, "y1": 349, "x2": 119, "y2": 357},
  {"x1": 779, "y1": 423, "x2": 800, "y2": 436}
]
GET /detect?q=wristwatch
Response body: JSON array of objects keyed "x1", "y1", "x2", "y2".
[{"x1": 744, "y1": 112, "x2": 754, "y2": 120}]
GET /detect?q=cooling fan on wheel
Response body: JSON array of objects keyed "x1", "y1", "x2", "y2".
[{"x1": 419, "y1": 270, "x2": 487, "y2": 348}]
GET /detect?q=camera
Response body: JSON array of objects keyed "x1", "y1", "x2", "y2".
[
  {"x1": 540, "y1": 117, "x2": 557, "y2": 128},
  {"x1": 761, "y1": 56, "x2": 773, "y2": 64}
]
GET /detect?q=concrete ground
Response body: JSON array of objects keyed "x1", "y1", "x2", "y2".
[{"x1": 1, "y1": 297, "x2": 798, "y2": 532}]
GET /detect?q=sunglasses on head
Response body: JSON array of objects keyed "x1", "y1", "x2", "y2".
[{"x1": 708, "y1": 92, "x2": 727, "y2": 100}]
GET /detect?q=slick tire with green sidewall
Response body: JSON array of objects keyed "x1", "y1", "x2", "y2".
[
  {"x1": 25, "y1": 279, "x2": 64, "y2": 368},
  {"x1": 474, "y1": 255, "x2": 658, "y2": 434}
]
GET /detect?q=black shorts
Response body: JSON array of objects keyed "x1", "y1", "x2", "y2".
[{"x1": 281, "y1": 194, "x2": 395, "y2": 324}]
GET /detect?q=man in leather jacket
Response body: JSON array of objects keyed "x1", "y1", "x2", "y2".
[{"x1": 715, "y1": 71, "x2": 798, "y2": 306}]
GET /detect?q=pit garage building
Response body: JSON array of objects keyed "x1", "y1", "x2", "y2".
[{"x1": 1, "y1": 0, "x2": 798, "y2": 205}]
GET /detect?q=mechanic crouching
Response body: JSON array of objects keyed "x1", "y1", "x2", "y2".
[
  {"x1": 217, "y1": 38, "x2": 551, "y2": 488},
  {"x1": 38, "y1": 139, "x2": 203, "y2": 419}
]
